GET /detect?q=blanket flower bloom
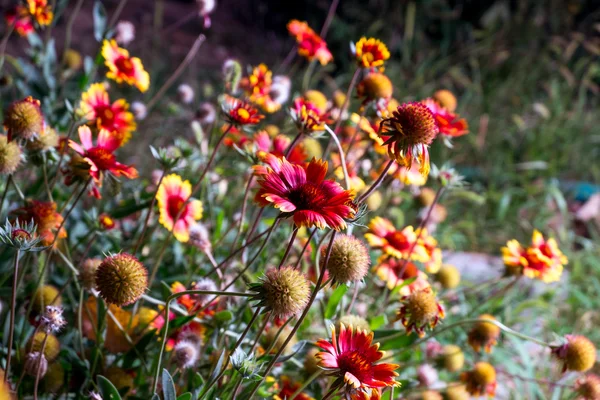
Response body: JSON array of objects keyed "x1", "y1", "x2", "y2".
[
  {"x1": 422, "y1": 98, "x2": 468, "y2": 138},
  {"x1": 379, "y1": 102, "x2": 438, "y2": 176},
  {"x1": 316, "y1": 324, "x2": 400, "y2": 397},
  {"x1": 79, "y1": 83, "x2": 136, "y2": 145},
  {"x1": 222, "y1": 96, "x2": 264, "y2": 126},
  {"x1": 290, "y1": 98, "x2": 328, "y2": 134},
  {"x1": 5, "y1": 6, "x2": 34, "y2": 36},
  {"x1": 460, "y1": 362, "x2": 497, "y2": 397},
  {"x1": 364, "y1": 217, "x2": 429, "y2": 261},
  {"x1": 397, "y1": 287, "x2": 444, "y2": 337},
  {"x1": 240, "y1": 64, "x2": 282, "y2": 113},
  {"x1": 13, "y1": 200, "x2": 66, "y2": 246},
  {"x1": 253, "y1": 130, "x2": 307, "y2": 164},
  {"x1": 156, "y1": 174, "x2": 204, "y2": 243},
  {"x1": 354, "y1": 37, "x2": 390, "y2": 68},
  {"x1": 501, "y1": 230, "x2": 567, "y2": 283},
  {"x1": 253, "y1": 154, "x2": 354, "y2": 230},
  {"x1": 101, "y1": 39, "x2": 150, "y2": 92},
  {"x1": 374, "y1": 257, "x2": 429, "y2": 294},
  {"x1": 287, "y1": 20, "x2": 333, "y2": 65},
  {"x1": 274, "y1": 376, "x2": 314, "y2": 400}
]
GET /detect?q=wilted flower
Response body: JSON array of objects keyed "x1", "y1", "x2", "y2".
[
  {"x1": 460, "y1": 362, "x2": 497, "y2": 397},
  {"x1": 354, "y1": 37, "x2": 390, "y2": 68},
  {"x1": 174, "y1": 340, "x2": 200, "y2": 369},
  {"x1": 467, "y1": 314, "x2": 500, "y2": 353},
  {"x1": 551, "y1": 335, "x2": 597, "y2": 373},
  {"x1": 290, "y1": 98, "x2": 328, "y2": 134},
  {"x1": 95, "y1": 253, "x2": 148, "y2": 306},
  {"x1": 4, "y1": 96, "x2": 44, "y2": 141},
  {"x1": 12, "y1": 200, "x2": 66, "y2": 246},
  {"x1": 101, "y1": 39, "x2": 150, "y2": 92},
  {"x1": 287, "y1": 20, "x2": 333, "y2": 65},
  {"x1": 24, "y1": 351, "x2": 48, "y2": 377},
  {"x1": 357, "y1": 72, "x2": 393, "y2": 102},
  {"x1": 221, "y1": 96, "x2": 264, "y2": 126},
  {"x1": 249, "y1": 266, "x2": 310, "y2": 319},
  {"x1": 39, "y1": 305, "x2": 66, "y2": 333},
  {"x1": 79, "y1": 83, "x2": 136, "y2": 145},
  {"x1": 114, "y1": 20, "x2": 135, "y2": 46},
  {"x1": 0, "y1": 134, "x2": 22, "y2": 174},
  {"x1": 379, "y1": 102, "x2": 438, "y2": 176},
  {"x1": 322, "y1": 234, "x2": 370, "y2": 285},
  {"x1": 177, "y1": 83, "x2": 195, "y2": 104},
  {"x1": 156, "y1": 174, "x2": 203, "y2": 242},
  {"x1": 397, "y1": 287, "x2": 444, "y2": 337},
  {"x1": 316, "y1": 324, "x2": 400, "y2": 396},
  {"x1": 253, "y1": 155, "x2": 355, "y2": 230}
]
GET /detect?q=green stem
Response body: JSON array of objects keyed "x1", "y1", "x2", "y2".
[
  {"x1": 4, "y1": 249, "x2": 21, "y2": 383},
  {"x1": 290, "y1": 370, "x2": 323, "y2": 400}
]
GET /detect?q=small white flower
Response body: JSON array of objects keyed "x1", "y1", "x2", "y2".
[
  {"x1": 177, "y1": 84, "x2": 195, "y2": 104},
  {"x1": 114, "y1": 21, "x2": 135, "y2": 46}
]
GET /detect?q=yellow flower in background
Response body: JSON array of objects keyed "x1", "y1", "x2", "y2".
[
  {"x1": 101, "y1": 39, "x2": 150, "y2": 92},
  {"x1": 156, "y1": 174, "x2": 203, "y2": 242},
  {"x1": 354, "y1": 37, "x2": 390, "y2": 68}
]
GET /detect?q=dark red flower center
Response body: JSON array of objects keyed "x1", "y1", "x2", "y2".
[
  {"x1": 96, "y1": 105, "x2": 116, "y2": 129},
  {"x1": 385, "y1": 231, "x2": 411, "y2": 252},
  {"x1": 167, "y1": 195, "x2": 186, "y2": 220},
  {"x1": 115, "y1": 56, "x2": 134, "y2": 76},
  {"x1": 87, "y1": 147, "x2": 116, "y2": 170},
  {"x1": 287, "y1": 182, "x2": 325, "y2": 211},
  {"x1": 337, "y1": 350, "x2": 373, "y2": 383}
]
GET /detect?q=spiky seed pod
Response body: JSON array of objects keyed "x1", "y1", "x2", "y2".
[
  {"x1": 337, "y1": 315, "x2": 370, "y2": 333},
  {"x1": 322, "y1": 234, "x2": 370, "y2": 285},
  {"x1": 0, "y1": 135, "x2": 22, "y2": 175},
  {"x1": 27, "y1": 332, "x2": 60, "y2": 362},
  {"x1": 80, "y1": 258, "x2": 102, "y2": 290},
  {"x1": 303, "y1": 90, "x2": 328, "y2": 114},
  {"x1": 576, "y1": 374, "x2": 600, "y2": 400},
  {"x1": 24, "y1": 352, "x2": 48, "y2": 377},
  {"x1": 444, "y1": 383, "x2": 470, "y2": 400},
  {"x1": 552, "y1": 335, "x2": 597, "y2": 373},
  {"x1": 4, "y1": 97, "x2": 44, "y2": 140},
  {"x1": 397, "y1": 287, "x2": 445, "y2": 337},
  {"x1": 95, "y1": 253, "x2": 148, "y2": 306},
  {"x1": 436, "y1": 265, "x2": 461, "y2": 289},
  {"x1": 174, "y1": 340, "x2": 199, "y2": 369},
  {"x1": 263, "y1": 325, "x2": 298, "y2": 356},
  {"x1": 357, "y1": 72, "x2": 393, "y2": 100},
  {"x1": 43, "y1": 362, "x2": 65, "y2": 393},
  {"x1": 104, "y1": 367, "x2": 133, "y2": 394},
  {"x1": 249, "y1": 266, "x2": 310, "y2": 319},
  {"x1": 30, "y1": 285, "x2": 62, "y2": 316},
  {"x1": 467, "y1": 314, "x2": 500, "y2": 353},
  {"x1": 303, "y1": 348, "x2": 320, "y2": 376},
  {"x1": 433, "y1": 89, "x2": 457, "y2": 112},
  {"x1": 441, "y1": 344, "x2": 464, "y2": 372}
]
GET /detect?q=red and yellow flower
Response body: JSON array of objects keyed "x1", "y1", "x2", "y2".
[
  {"x1": 397, "y1": 287, "x2": 444, "y2": 337},
  {"x1": 222, "y1": 96, "x2": 264, "y2": 126},
  {"x1": 501, "y1": 230, "x2": 567, "y2": 283},
  {"x1": 26, "y1": 0, "x2": 53, "y2": 26},
  {"x1": 374, "y1": 257, "x2": 430, "y2": 294},
  {"x1": 156, "y1": 174, "x2": 204, "y2": 243},
  {"x1": 354, "y1": 38, "x2": 390, "y2": 69},
  {"x1": 273, "y1": 376, "x2": 315, "y2": 400},
  {"x1": 316, "y1": 324, "x2": 399, "y2": 397},
  {"x1": 240, "y1": 64, "x2": 282, "y2": 113},
  {"x1": 422, "y1": 98, "x2": 468, "y2": 138},
  {"x1": 68, "y1": 126, "x2": 138, "y2": 197},
  {"x1": 79, "y1": 83, "x2": 136, "y2": 145},
  {"x1": 419, "y1": 229, "x2": 443, "y2": 274},
  {"x1": 253, "y1": 155, "x2": 355, "y2": 230},
  {"x1": 12, "y1": 200, "x2": 66, "y2": 246},
  {"x1": 364, "y1": 217, "x2": 429, "y2": 261},
  {"x1": 253, "y1": 130, "x2": 307, "y2": 164},
  {"x1": 5, "y1": 6, "x2": 34, "y2": 36},
  {"x1": 460, "y1": 362, "x2": 497, "y2": 397},
  {"x1": 287, "y1": 20, "x2": 333, "y2": 66},
  {"x1": 290, "y1": 98, "x2": 329, "y2": 134},
  {"x1": 101, "y1": 39, "x2": 150, "y2": 92},
  {"x1": 98, "y1": 213, "x2": 116, "y2": 230}
]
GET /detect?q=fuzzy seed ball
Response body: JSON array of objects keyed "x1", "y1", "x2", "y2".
[
  {"x1": 467, "y1": 314, "x2": 500, "y2": 353},
  {"x1": 401, "y1": 289, "x2": 441, "y2": 328},
  {"x1": 441, "y1": 344, "x2": 464, "y2": 372},
  {"x1": 104, "y1": 367, "x2": 133, "y2": 393},
  {"x1": 263, "y1": 325, "x2": 298, "y2": 356},
  {"x1": 43, "y1": 362, "x2": 65, "y2": 393},
  {"x1": 436, "y1": 265, "x2": 461, "y2": 289},
  {"x1": 337, "y1": 315, "x2": 370, "y2": 332},
  {"x1": 303, "y1": 348, "x2": 320, "y2": 375},
  {"x1": 5, "y1": 97, "x2": 44, "y2": 140},
  {"x1": 0, "y1": 135, "x2": 22, "y2": 175},
  {"x1": 389, "y1": 102, "x2": 438, "y2": 146},
  {"x1": 576, "y1": 374, "x2": 600, "y2": 400},
  {"x1": 63, "y1": 49, "x2": 82, "y2": 70},
  {"x1": 264, "y1": 124, "x2": 280, "y2": 137},
  {"x1": 357, "y1": 72, "x2": 393, "y2": 100},
  {"x1": 303, "y1": 90, "x2": 328, "y2": 114},
  {"x1": 95, "y1": 253, "x2": 148, "y2": 306},
  {"x1": 433, "y1": 89, "x2": 457, "y2": 112},
  {"x1": 445, "y1": 384, "x2": 469, "y2": 400},
  {"x1": 174, "y1": 340, "x2": 199, "y2": 369},
  {"x1": 471, "y1": 362, "x2": 496, "y2": 385},
  {"x1": 252, "y1": 267, "x2": 310, "y2": 319},
  {"x1": 332, "y1": 90, "x2": 346, "y2": 108},
  {"x1": 27, "y1": 332, "x2": 60, "y2": 362},
  {"x1": 322, "y1": 235, "x2": 370, "y2": 284},
  {"x1": 558, "y1": 335, "x2": 597, "y2": 372},
  {"x1": 24, "y1": 352, "x2": 48, "y2": 377},
  {"x1": 300, "y1": 137, "x2": 322, "y2": 160},
  {"x1": 26, "y1": 126, "x2": 59, "y2": 152},
  {"x1": 30, "y1": 285, "x2": 62, "y2": 316}
]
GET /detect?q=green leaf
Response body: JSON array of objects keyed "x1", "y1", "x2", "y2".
[
  {"x1": 325, "y1": 285, "x2": 348, "y2": 319},
  {"x1": 214, "y1": 310, "x2": 233, "y2": 324},
  {"x1": 390, "y1": 276, "x2": 417, "y2": 296},
  {"x1": 97, "y1": 375, "x2": 123, "y2": 400},
  {"x1": 373, "y1": 329, "x2": 417, "y2": 351},
  {"x1": 93, "y1": 1, "x2": 107, "y2": 42},
  {"x1": 177, "y1": 394, "x2": 193, "y2": 400},
  {"x1": 162, "y1": 369, "x2": 177, "y2": 400},
  {"x1": 369, "y1": 315, "x2": 386, "y2": 331}
]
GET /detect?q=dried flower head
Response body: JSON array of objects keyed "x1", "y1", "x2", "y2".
[
  {"x1": 0, "y1": 134, "x2": 22, "y2": 174},
  {"x1": 460, "y1": 362, "x2": 497, "y2": 397},
  {"x1": 95, "y1": 253, "x2": 148, "y2": 306},
  {"x1": 467, "y1": 314, "x2": 501, "y2": 353},
  {"x1": 81, "y1": 258, "x2": 102, "y2": 290},
  {"x1": 436, "y1": 264, "x2": 460, "y2": 289},
  {"x1": 322, "y1": 234, "x2": 370, "y2": 284},
  {"x1": 379, "y1": 102, "x2": 438, "y2": 176},
  {"x1": 4, "y1": 96, "x2": 44, "y2": 141},
  {"x1": 552, "y1": 335, "x2": 597, "y2": 373},
  {"x1": 441, "y1": 345, "x2": 464, "y2": 372},
  {"x1": 27, "y1": 332, "x2": 60, "y2": 361},
  {"x1": 39, "y1": 305, "x2": 66, "y2": 333},
  {"x1": 576, "y1": 374, "x2": 600, "y2": 400},
  {"x1": 24, "y1": 351, "x2": 48, "y2": 377},
  {"x1": 174, "y1": 340, "x2": 200, "y2": 369},
  {"x1": 354, "y1": 37, "x2": 390, "y2": 68},
  {"x1": 249, "y1": 266, "x2": 310, "y2": 319},
  {"x1": 397, "y1": 287, "x2": 445, "y2": 337}
]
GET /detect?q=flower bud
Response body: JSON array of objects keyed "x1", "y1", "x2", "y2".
[
  {"x1": 552, "y1": 335, "x2": 597, "y2": 373},
  {"x1": 467, "y1": 314, "x2": 500, "y2": 353},
  {"x1": 436, "y1": 264, "x2": 460, "y2": 289},
  {"x1": 0, "y1": 134, "x2": 22, "y2": 175},
  {"x1": 95, "y1": 253, "x2": 148, "y2": 306},
  {"x1": 24, "y1": 352, "x2": 48, "y2": 377},
  {"x1": 322, "y1": 234, "x2": 370, "y2": 285}
]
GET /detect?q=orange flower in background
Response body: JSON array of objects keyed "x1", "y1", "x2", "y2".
[
  {"x1": 379, "y1": 102, "x2": 439, "y2": 177},
  {"x1": 222, "y1": 96, "x2": 264, "y2": 126},
  {"x1": 98, "y1": 213, "x2": 116, "y2": 230},
  {"x1": 12, "y1": 200, "x2": 66, "y2": 246},
  {"x1": 501, "y1": 230, "x2": 567, "y2": 283},
  {"x1": 290, "y1": 98, "x2": 328, "y2": 133},
  {"x1": 274, "y1": 376, "x2": 315, "y2": 400},
  {"x1": 422, "y1": 98, "x2": 468, "y2": 138},
  {"x1": 240, "y1": 64, "x2": 282, "y2": 113},
  {"x1": 27, "y1": 0, "x2": 53, "y2": 26},
  {"x1": 374, "y1": 257, "x2": 430, "y2": 294},
  {"x1": 287, "y1": 20, "x2": 333, "y2": 66},
  {"x1": 101, "y1": 39, "x2": 150, "y2": 92},
  {"x1": 5, "y1": 6, "x2": 34, "y2": 36},
  {"x1": 354, "y1": 37, "x2": 390, "y2": 68},
  {"x1": 418, "y1": 229, "x2": 443, "y2": 274},
  {"x1": 79, "y1": 83, "x2": 136, "y2": 145},
  {"x1": 316, "y1": 324, "x2": 400, "y2": 397},
  {"x1": 254, "y1": 155, "x2": 355, "y2": 230},
  {"x1": 156, "y1": 174, "x2": 203, "y2": 242},
  {"x1": 365, "y1": 217, "x2": 429, "y2": 261},
  {"x1": 253, "y1": 130, "x2": 307, "y2": 164}
]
